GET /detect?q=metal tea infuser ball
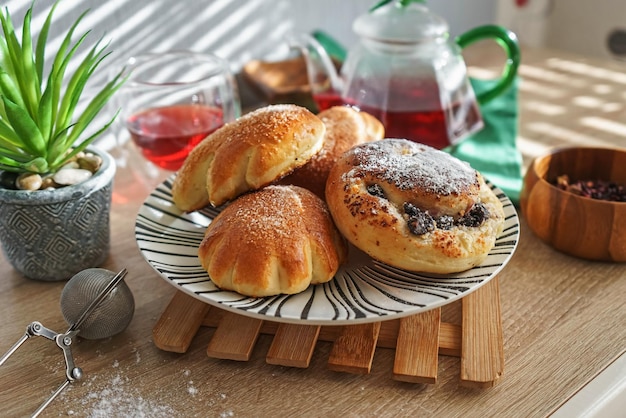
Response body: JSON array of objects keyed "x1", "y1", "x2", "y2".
[
  {"x1": 60, "y1": 268, "x2": 134, "y2": 340},
  {"x1": 0, "y1": 268, "x2": 134, "y2": 417}
]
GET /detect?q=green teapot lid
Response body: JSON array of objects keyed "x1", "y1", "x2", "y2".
[{"x1": 354, "y1": 0, "x2": 449, "y2": 42}]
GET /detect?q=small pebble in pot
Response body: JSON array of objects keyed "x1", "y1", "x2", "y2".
[
  {"x1": 40, "y1": 175, "x2": 58, "y2": 190},
  {"x1": 53, "y1": 168, "x2": 93, "y2": 186},
  {"x1": 16, "y1": 173, "x2": 43, "y2": 191},
  {"x1": 61, "y1": 160, "x2": 80, "y2": 170},
  {"x1": 77, "y1": 154, "x2": 102, "y2": 172}
]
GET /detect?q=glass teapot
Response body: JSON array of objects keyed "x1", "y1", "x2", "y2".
[{"x1": 291, "y1": 0, "x2": 520, "y2": 149}]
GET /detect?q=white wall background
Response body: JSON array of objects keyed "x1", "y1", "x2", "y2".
[
  {"x1": 496, "y1": 0, "x2": 626, "y2": 59},
  {"x1": 545, "y1": 0, "x2": 626, "y2": 59},
  {"x1": 5, "y1": 0, "x2": 624, "y2": 85},
  {"x1": 3, "y1": 0, "x2": 498, "y2": 79}
]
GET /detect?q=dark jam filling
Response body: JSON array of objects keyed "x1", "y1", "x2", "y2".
[
  {"x1": 404, "y1": 202, "x2": 436, "y2": 235},
  {"x1": 366, "y1": 183, "x2": 490, "y2": 236},
  {"x1": 456, "y1": 203, "x2": 490, "y2": 228},
  {"x1": 404, "y1": 202, "x2": 489, "y2": 236}
]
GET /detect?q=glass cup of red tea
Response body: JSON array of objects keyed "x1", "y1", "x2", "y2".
[{"x1": 117, "y1": 51, "x2": 240, "y2": 171}]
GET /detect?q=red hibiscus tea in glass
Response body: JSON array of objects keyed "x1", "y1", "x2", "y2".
[
  {"x1": 127, "y1": 104, "x2": 224, "y2": 170},
  {"x1": 117, "y1": 51, "x2": 240, "y2": 171}
]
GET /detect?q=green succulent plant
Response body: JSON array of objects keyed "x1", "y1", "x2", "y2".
[{"x1": 0, "y1": 1, "x2": 125, "y2": 176}]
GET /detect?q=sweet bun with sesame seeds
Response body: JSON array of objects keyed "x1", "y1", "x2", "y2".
[{"x1": 325, "y1": 138, "x2": 504, "y2": 274}]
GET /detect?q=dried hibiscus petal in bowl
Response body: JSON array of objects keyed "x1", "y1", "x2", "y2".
[{"x1": 555, "y1": 175, "x2": 626, "y2": 202}]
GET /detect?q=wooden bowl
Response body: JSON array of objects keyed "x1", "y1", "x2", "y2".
[{"x1": 520, "y1": 146, "x2": 626, "y2": 262}]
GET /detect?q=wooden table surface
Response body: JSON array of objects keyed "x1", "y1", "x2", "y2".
[{"x1": 1, "y1": 45, "x2": 625, "y2": 418}]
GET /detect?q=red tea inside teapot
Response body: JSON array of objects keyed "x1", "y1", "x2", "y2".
[{"x1": 314, "y1": 81, "x2": 482, "y2": 150}]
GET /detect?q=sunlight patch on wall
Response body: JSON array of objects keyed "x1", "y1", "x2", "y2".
[
  {"x1": 521, "y1": 100, "x2": 566, "y2": 116},
  {"x1": 580, "y1": 117, "x2": 626, "y2": 139},
  {"x1": 592, "y1": 84, "x2": 613, "y2": 95},
  {"x1": 21, "y1": 1, "x2": 130, "y2": 78},
  {"x1": 516, "y1": 135, "x2": 553, "y2": 160},
  {"x1": 571, "y1": 97, "x2": 623, "y2": 113},
  {"x1": 467, "y1": 67, "x2": 498, "y2": 80},
  {"x1": 187, "y1": 0, "x2": 255, "y2": 53},
  {"x1": 169, "y1": 1, "x2": 235, "y2": 53},
  {"x1": 519, "y1": 79, "x2": 567, "y2": 99},
  {"x1": 525, "y1": 122, "x2": 619, "y2": 147},
  {"x1": 546, "y1": 58, "x2": 626, "y2": 85},
  {"x1": 189, "y1": 0, "x2": 291, "y2": 69},
  {"x1": 601, "y1": 103, "x2": 624, "y2": 113},
  {"x1": 519, "y1": 64, "x2": 588, "y2": 88},
  {"x1": 125, "y1": 4, "x2": 192, "y2": 53},
  {"x1": 573, "y1": 95, "x2": 607, "y2": 109}
]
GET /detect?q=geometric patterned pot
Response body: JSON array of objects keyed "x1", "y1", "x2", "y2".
[{"x1": 0, "y1": 148, "x2": 116, "y2": 281}]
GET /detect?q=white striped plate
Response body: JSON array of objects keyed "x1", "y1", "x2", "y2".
[{"x1": 135, "y1": 175, "x2": 519, "y2": 325}]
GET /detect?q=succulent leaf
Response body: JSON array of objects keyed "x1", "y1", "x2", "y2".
[
  {"x1": 1, "y1": 95, "x2": 45, "y2": 156},
  {"x1": 56, "y1": 33, "x2": 97, "y2": 134},
  {"x1": 53, "y1": 71, "x2": 126, "y2": 164},
  {"x1": 0, "y1": 69, "x2": 26, "y2": 109},
  {"x1": 23, "y1": 156, "x2": 48, "y2": 173},
  {"x1": 37, "y1": 72, "x2": 54, "y2": 141},
  {"x1": 34, "y1": 1, "x2": 58, "y2": 88},
  {"x1": 21, "y1": 7, "x2": 40, "y2": 106}
]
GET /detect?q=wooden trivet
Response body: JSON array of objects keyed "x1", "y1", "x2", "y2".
[{"x1": 152, "y1": 277, "x2": 504, "y2": 388}]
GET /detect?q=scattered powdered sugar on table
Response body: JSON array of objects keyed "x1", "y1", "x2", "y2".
[
  {"x1": 187, "y1": 385, "x2": 199, "y2": 396},
  {"x1": 81, "y1": 374, "x2": 177, "y2": 418},
  {"x1": 133, "y1": 347, "x2": 141, "y2": 364},
  {"x1": 185, "y1": 369, "x2": 198, "y2": 397},
  {"x1": 59, "y1": 353, "x2": 179, "y2": 417},
  {"x1": 59, "y1": 351, "x2": 238, "y2": 416}
]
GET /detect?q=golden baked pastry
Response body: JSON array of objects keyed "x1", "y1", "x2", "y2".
[
  {"x1": 198, "y1": 185, "x2": 347, "y2": 297},
  {"x1": 172, "y1": 104, "x2": 325, "y2": 211},
  {"x1": 278, "y1": 106, "x2": 384, "y2": 199},
  {"x1": 325, "y1": 139, "x2": 504, "y2": 274}
]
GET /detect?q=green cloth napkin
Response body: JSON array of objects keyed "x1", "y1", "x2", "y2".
[{"x1": 447, "y1": 77, "x2": 523, "y2": 205}]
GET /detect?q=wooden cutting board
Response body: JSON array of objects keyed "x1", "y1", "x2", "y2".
[{"x1": 153, "y1": 276, "x2": 504, "y2": 388}]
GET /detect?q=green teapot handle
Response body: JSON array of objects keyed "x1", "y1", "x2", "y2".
[{"x1": 455, "y1": 25, "x2": 521, "y2": 105}]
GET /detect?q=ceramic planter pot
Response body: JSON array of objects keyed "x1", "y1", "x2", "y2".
[{"x1": 0, "y1": 149, "x2": 116, "y2": 281}]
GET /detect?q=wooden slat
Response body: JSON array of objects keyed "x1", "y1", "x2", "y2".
[
  {"x1": 460, "y1": 277, "x2": 504, "y2": 388},
  {"x1": 152, "y1": 291, "x2": 210, "y2": 353},
  {"x1": 393, "y1": 308, "x2": 441, "y2": 383},
  {"x1": 266, "y1": 324, "x2": 321, "y2": 368},
  {"x1": 439, "y1": 322, "x2": 462, "y2": 357},
  {"x1": 328, "y1": 322, "x2": 381, "y2": 374},
  {"x1": 206, "y1": 312, "x2": 263, "y2": 361}
]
